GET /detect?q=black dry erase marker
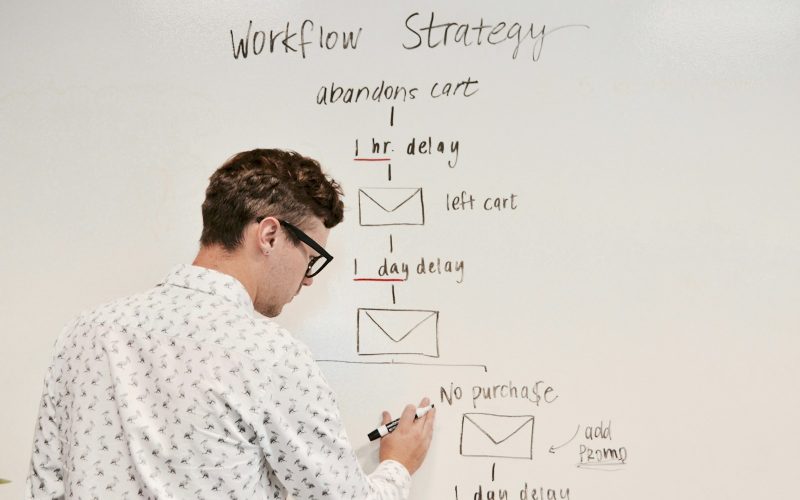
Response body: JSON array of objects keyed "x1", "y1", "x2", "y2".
[{"x1": 368, "y1": 404, "x2": 434, "y2": 441}]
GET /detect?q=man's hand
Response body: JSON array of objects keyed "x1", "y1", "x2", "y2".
[{"x1": 378, "y1": 397, "x2": 436, "y2": 475}]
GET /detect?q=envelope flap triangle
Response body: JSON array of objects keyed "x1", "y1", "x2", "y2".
[
  {"x1": 464, "y1": 414, "x2": 533, "y2": 444},
  {"x1": 363, "y1": 309, "x2": 436, "y2": 342},
  {"x1": 360, "y1": 188, "x2": 421, "y2": 212}
]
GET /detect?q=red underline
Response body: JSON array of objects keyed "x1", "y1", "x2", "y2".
[
  {"x1": 353, "y1": 278, "x2": 406, "y2": 282},
  {"x1": 353, "y1": 158, "x2": 392, "y2": 162}
]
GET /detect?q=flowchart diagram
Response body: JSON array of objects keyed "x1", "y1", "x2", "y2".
[
  {"x1": 340, "y1": 105, "x2": 630, "y2": 493},
  {"x1": 299, "y1": 11, "x2": 629, "y2": 497}
]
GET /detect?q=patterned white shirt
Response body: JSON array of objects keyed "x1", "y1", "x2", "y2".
[{"x1": 27, "y1": 264, "x2": 410, "y2": 499}]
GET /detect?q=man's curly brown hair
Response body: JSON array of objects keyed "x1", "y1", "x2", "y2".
[{"x1": 200, "y1": 149, "x2": 344, "y2": 251}]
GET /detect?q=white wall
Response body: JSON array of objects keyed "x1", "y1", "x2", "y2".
[{"x1": 2, "y1": 1, "x2": 799, "y2": 498}]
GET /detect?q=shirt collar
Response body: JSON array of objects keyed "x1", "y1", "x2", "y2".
[{"x1": 160, "y1": 264, "x2": 254, "y2": 311}]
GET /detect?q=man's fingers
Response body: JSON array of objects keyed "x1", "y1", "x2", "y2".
[
  {"x1": 422, "y1": 405, "x2": 436, "y2": 434},
  {"x1": 390, "y1": 398, "x2": 434, "y2": 431},
  {"x1": 417, "y1": 397, "x2": 433, "y2": 427},
  {"x1": 381, "y1": 411, "x2": 392, "y2": 425},
  {"x1": 379, "y1": 399, "x2": 435, "y2": 475},
  {"x1": 396, "y1": 404, "x2": 416, "y2": 428}
]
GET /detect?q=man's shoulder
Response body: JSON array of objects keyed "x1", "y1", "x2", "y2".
[
  {"x1": 53, "y1": 276, "x2": 317, "y2": 369},
  {"x1": 248, "y1": 314, "x2": 315, "y2": 363},
  {"x1": 71, "y1": 285, "x2": 164, "y2": 328}
]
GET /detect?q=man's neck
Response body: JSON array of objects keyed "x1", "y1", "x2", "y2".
[{"x1": 193, "y1": 245, "x2": 258, "y2": 304}]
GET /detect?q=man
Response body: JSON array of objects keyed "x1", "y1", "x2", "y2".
[{"x1": 27, "y1": 149, "x2": 435, "y2": 499}]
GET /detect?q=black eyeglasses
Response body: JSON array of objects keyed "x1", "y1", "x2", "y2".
[{"x1": 255, "y1": 217, "x2": 333, "y2": 278}]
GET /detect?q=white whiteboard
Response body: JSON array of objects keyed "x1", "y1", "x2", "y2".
[{"x1": 2, "y1": 1, "x2": 799, "y2": 499}]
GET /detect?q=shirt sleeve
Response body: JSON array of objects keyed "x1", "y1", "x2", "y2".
[
  {"x1": 252, "y1": 340, "x2": 411, "y2": 500},
  {"x1": 368, "y1": 460, "x2": 412, "y2": 497},
  {"x1": 26, "y1": 374, "x2": 65, "y2": 499},
  {"x1": 25, "y1": 316, "x2": 82, "y2": 499}
]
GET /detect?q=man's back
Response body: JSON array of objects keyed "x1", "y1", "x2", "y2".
[{"x1": 27, "y1": 265, "x2": 410, "y2": 499}]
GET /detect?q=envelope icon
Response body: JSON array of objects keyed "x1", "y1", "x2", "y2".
[
  {"x1": 358, "y1": 188, "x2": 425, "y2": 226},
  {"x1": 460, "y1": 413, "x2": 535, "y2": 459},
  {"x1": 357, "y1": 308, "x2": 439, "y2": 357}
]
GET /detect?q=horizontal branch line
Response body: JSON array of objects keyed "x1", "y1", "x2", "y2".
[{"x1": 316, "y1": 359, "x2": 488, "y2": 372}]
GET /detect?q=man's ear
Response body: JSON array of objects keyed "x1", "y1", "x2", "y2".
[{"x1": 256, "y1": 217, "x2": 281, "y2": 255}]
